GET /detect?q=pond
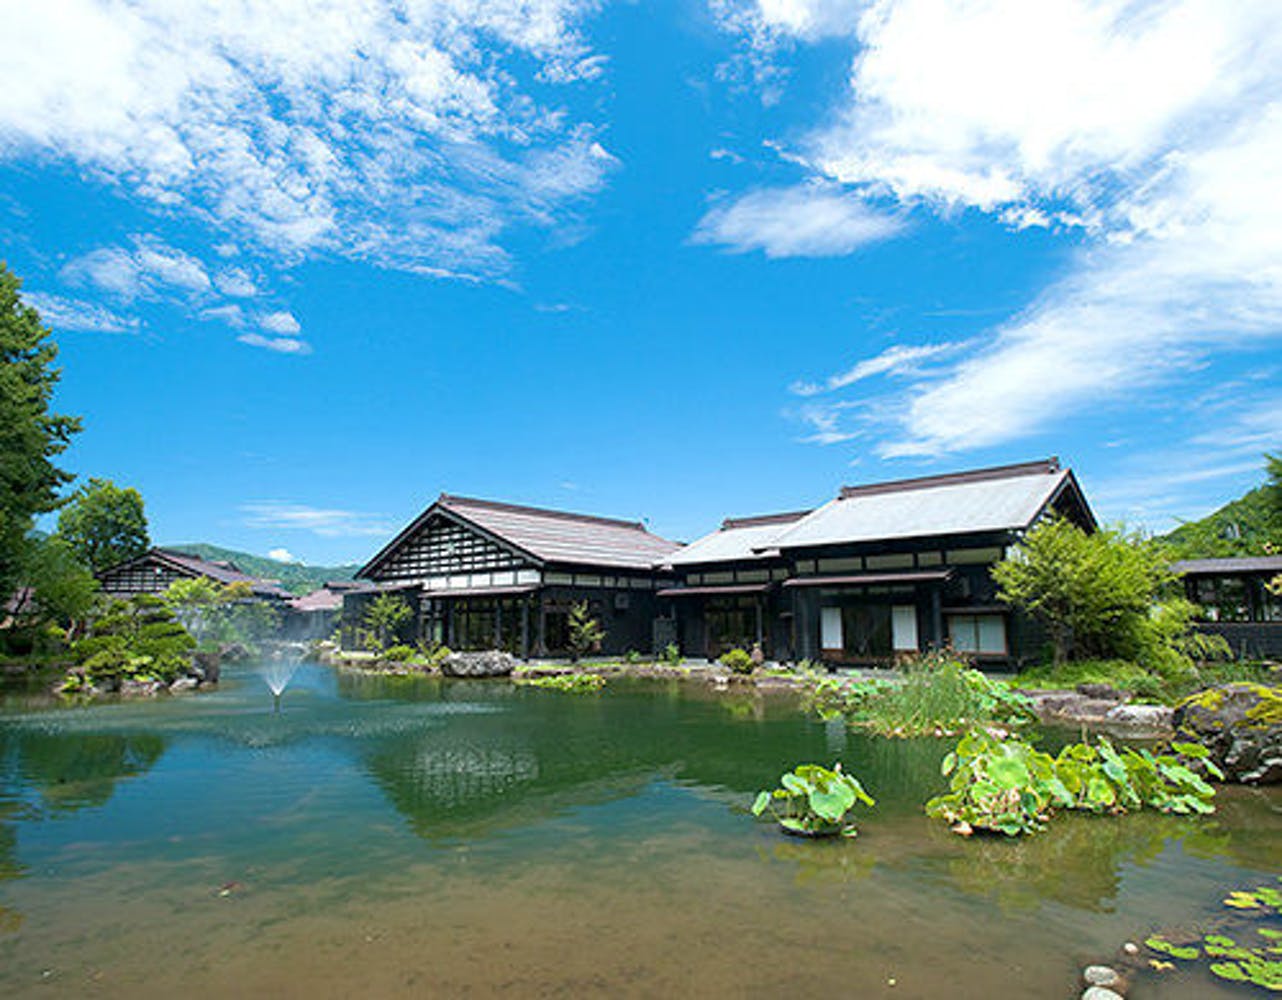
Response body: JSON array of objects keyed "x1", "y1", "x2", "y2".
[{"x1": 0, "y1": 662, "x2": 1278, "y2": 998}]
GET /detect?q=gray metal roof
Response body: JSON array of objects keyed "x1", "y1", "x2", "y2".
[
  {"x1": 665, "y1": 512, "x2": 808, "y2": 567},
  {"x1": 438, "y1": 495, "x2": 680, "y2": 570},
  {"x1": 770, "y1": 460, "x2": 1073, "y2": 550},
  {"x1": 1171, "y1": 556, "x2": 1282, "y2": 575}
]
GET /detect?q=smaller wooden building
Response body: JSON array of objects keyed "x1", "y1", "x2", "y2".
[
  {"x1": 1172, "y1": 556, "x2": 1282, "y2": 659},
  {"x1": 349, "y1": 494, "x2": 680, "y2": 657},
  {"x1": 97, "y1": 548, "x2": 292, "y2": 602}
]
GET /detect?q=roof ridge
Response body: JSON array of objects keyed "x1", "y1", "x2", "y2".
[
  {"x1": 721, "y1": 510, "x2": 812, "y2": 530},
  {"x1": 438, "y1": 493, "x2": 651, "y2": 532},
  {"x1": 839, "y1": 458, "x2": 1061, "y2": 499}
]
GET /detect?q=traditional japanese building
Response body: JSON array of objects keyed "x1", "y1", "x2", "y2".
[
  {"x1": 97, "y1": 547, "x2": 292, "y2": 601},
  {"x1": 351, "y1": 494, "x2": 680, "y2": 657},
  {"x1": 351, "y1": 459, "x2": 1094, "y2": 666},
  {"x1": 1171, "y1": 555, "x2": 1282, "y2": 659},
  {"x1": 659, "y1": 458, "x2": 1094, "y2": 666}
]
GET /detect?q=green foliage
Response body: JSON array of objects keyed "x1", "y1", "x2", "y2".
[
  {"x1": 994, "y1": 517, "x2": 1172, "y2": 663},
  {"x1": 660, "y1": 642, "x2": 682, "y2": 667},
  {"x1": 751, "y1": 762, "x2": 875, "y2": 837},
  {"x1": 567, "y1": 601, "x2": 605, "y2": 661},
  {"x1": 623, "y1": 649, "x2": 644, "y2": 665},
  {"x1": 926, "y1": 731, "x2": 1219, "y2": 837},
  {"x1": 361, "y1": 593, "x2": 413, "y2": 652},
  {"x1": 1161, "y1": 484, "x2": 1282, "y2": 559},
  {"x1": 172, "y1": 542, "x2": 359, "y2": 595},
  {"x1": 0, "y1": 265, "x2": 82, "y2": 602},
  {"x1": 1017, "y1": 656, "x2": 1273, "y2": 705},
  {"x1": 517, "y1": 672, "x2": 606, "y2": 693},
  {"x1": 382, "y1": 644, "x2": 415, "y2": 662},
  {"x1": 1141, "y1": 880, "x2": 1282, "y2": 992},
  {"x1": 719, "y1": 647, "x2": 754, "y2": 674},
  {"x1": 55, "y1": 477, "x2": 148, "y2": 574},
  {"x1": 810, "y1": 655, "x2": 1035, "y2": 737},
  {"x1": 14, "y1": 534, "x2": 99, "y2": 632},
  {"x1": 67, "y1": 595, "x2": 196, "y2": 687}
]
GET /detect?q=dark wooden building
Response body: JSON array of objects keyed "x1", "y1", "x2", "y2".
[
  {"x1": 97, "y1": 547, "x2": 292, "y2": 601},
  {"x1": 350, "y1": 495, "x2": 679, "y2": 657},
  {"x1": 1172, "y1": 556, "x2": 1282, "y2": 659},
  {"x1": 661, "y1": 459, "x2": 1094, "y2": 666}
]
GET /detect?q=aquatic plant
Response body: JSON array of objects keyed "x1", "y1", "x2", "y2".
[
  {"x1": 752, "y1": 763, "x2": 875, "y2": 838},
  {"x1": 517, "y1": 672, "x2": 606, "y2": 693},
  {"x1": 720, "y1": 648, "x2": 754, "y2": 675},
  {"x1": 926, "y1": 732, "x2": 1219, "y2": 836},
  {"x1": 825, "y1": 656, "x2": 1036, "y2": 738}
]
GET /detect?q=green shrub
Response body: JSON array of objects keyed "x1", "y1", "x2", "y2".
[
  {"x1": 66, "y1": 595, "x2": 195, "y2": 688},
  {"x1": 517, "y1": 672, "x2": 606, "y2": 693},
  {"x1": 623, "y1": 649, "x2": 644, "y2": 665},
  {"x1": 660, "y1": 643, "x2": 681, "y2": 667},
  {"x1": 382, "y1": 644, "x2": 415, "y2": 662},
  {"x1": 925, "y1": 731, "x2": 1220, "y2": 837},
  {"x1": 720, "y1": 648, "x2": 754, "y2": 674},
  {"x1": 752, "y1": 762, "x2": 875, "y2": 837}
]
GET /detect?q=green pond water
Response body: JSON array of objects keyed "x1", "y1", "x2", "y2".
[{"x1": 0, "y1": 662, "x2": 1278, "y2": 998}]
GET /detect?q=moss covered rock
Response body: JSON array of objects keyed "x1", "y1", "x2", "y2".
[{"x1": 1173, "y1": 683, "x2": 1282, "y2": 784}]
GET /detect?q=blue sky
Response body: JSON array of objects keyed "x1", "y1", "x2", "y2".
[{"x1": 2, "y1": 0, "x2": 1279, "y2": 565}]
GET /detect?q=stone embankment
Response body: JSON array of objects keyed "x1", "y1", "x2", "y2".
[{"x1": 1017, "y1": 683, "x2": 1174, "y2": 738}]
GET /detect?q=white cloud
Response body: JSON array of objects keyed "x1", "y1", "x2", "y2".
[
  {"x1": 237, "y1": 332, "x2": 312, "y2": 355},
  {"x1": 20, "y1": 291, "x2": 139, "y2": 333},
  {"x1": 716, "y1": 0, "x2": 1282, "y2": 456},
  {"x1": 242, "y1": 501, "x2": 392, "y2": 538},
  {"x1": 260, "y1": 311, "x2": 302, "y2": 335},
  {"x1": 0, "y1": 0, "x2": 612, "y2": 280},
  {"x1": 790, "y1": 342, "x2": 958, "y2": 396},
  {"x1": 267, "y1": 547, "x2": 297, "y2": 563},
  {"x1": 62, "y1": 235, "x2": 211, "y2": 301},
  {"x1": 693, "y1": 183, "x2": 903, "y2": 257},
  {"x1": 215, "y1": 266, "x2": 258, "y2": 297}
]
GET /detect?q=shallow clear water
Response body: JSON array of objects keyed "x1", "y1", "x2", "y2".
[{"x1": 0, "y1": 662, "x2": 1278, "y2": 998}]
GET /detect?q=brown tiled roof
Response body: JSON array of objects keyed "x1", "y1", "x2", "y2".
[
  {"x1": 437, "y1": 495, "x2": 680, "y2": 569},
  {"x1": 100, "y1": 548, "x2": 292, "y2": 599},
  {"x1": 288, "y1": 588, "x2": 345, "y2": 612}
]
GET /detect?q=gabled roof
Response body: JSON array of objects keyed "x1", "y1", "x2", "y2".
[
  {"x1": 99, "y1": 548, "x2": 291, "y2": 599},
  {"x1": 768, "y1": 458, "x2": 1091, "y2": 551},
  {"x1": 666, "y1": 510, "x2": 811, "y2": 567},
  {"x1": 1171, "y1": 555, "x2": 1282, "y2": 576},
  {"x1": 360, "y1": 494, "x2": 680, "y2": 577}
]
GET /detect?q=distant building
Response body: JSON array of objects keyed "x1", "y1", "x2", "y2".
[
  {"x1": 1172, "y1": 556, "x2": 1282, "y2": 659},
  {"x1": 351, "y1": 459, "x2": 1094, "y2": 666},
  {"x1": 283, "y1": 580, "x2": 361, "y2": 640},
  {"x1": 97, "y1": 548, "x2": 291, "y2": 602}
]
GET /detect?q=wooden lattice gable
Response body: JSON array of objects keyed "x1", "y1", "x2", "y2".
[
  {"x1": 98, "y1": 551, "x2": 195, "y2": 596},
  {"x1": 361, "y1": 506, "x2": 535, "y2": 583}
]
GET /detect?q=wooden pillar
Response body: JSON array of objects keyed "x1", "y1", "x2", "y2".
[
  {"x1": 930, "y1": 586, "x2": 943, "y2": 651},
  {"x1": 520, "y1": 598, "x2": 530, "y2": 660},
  {"x1": 754, "y1": 597, "x2": 764, "y2": 648},
  {"x1": 536, "y1": 591, "x2": 547, "y2": 657},
  {"x1": 494, "y1": 600, "x2": 503, "y2": 650}
]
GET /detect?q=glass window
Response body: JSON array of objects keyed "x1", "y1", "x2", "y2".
[
  {"x1": 948, "y1": 614, "x2": 1007, "y2": 655},
  {"x1": 818, "y1": 557, "x2": 863, "y2": 572},
  {"x1": 866, "y1": 553, "x2": 913, "y2": 570},
  {"x1": 946, "y1": 547, "x2": 1005, "y2": 566}
]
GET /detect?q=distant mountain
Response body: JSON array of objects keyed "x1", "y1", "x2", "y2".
[
  {"x1": 169, "y1": 543, "x2": 361, "y2": 595},
  {"x1": 1159, "y1": 485, "x2": 1281, "y2": 559}
]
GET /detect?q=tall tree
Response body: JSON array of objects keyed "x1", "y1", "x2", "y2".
[
  {"x1": 0, "y1": 264, "x2": 82, "y2": 598},
  {"x1": 57, "y1": 478, "x2": 149, "y2": 574}
]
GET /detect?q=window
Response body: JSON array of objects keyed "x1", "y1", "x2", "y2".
[
  {"x1": 948, "y1": 614, "x2": 1007, "y2": 655},
  {"x1": 818, "y1": 557, "x2": 863, "y2": 573},
  {"x1": 946, "y1": 547, "x2": 1004, "y2": 566},
  {"x1": 865, "y1": 553, "x2": 913, "y2": 570}
]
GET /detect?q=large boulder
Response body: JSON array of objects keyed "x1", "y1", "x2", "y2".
[
  {"x1": 1173, "y1": 683, "x2": 1282, "y2": 784},
  {"x1": 440, "y1": 650, "x2": 518, "y2": 678}
]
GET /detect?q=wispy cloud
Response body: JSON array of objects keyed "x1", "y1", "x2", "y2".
[
  {"x1": 241, "y1": 501, "x2": 392, "y2": 538},
  {"x1": 692, "y1": 183, "x2": 903, "y2": 258},
  {"x1": 236, "y1": 333, "x2": 312, "y2": 356},
  {"x1": 714, "y1": 0, "x2": 1282, "y2": 458},
  {"x1": 62, "y1": 235, "x2": 211, "y2": 301},
  {"x1": 790, "y1": 342, "x2": 959, "y2": 396},
  {"x1": 0, "y1": 1, "x2": 613, "y2": 281},
  {"x1": 21, "y1": 291, "x2": 140, "y2": 334}
]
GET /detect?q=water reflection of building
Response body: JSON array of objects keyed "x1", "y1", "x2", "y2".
[{"x1": 350, "y1": 459, "x2": 1095, "y2": 667}]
